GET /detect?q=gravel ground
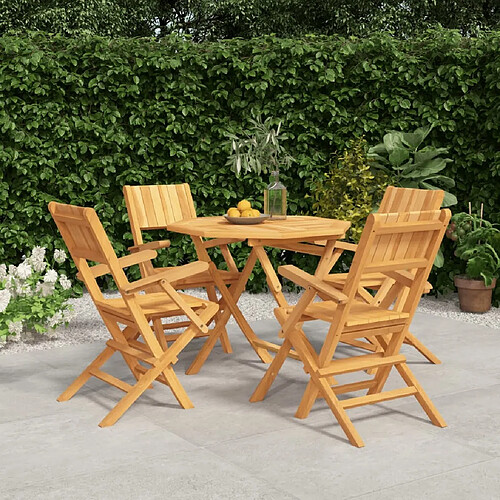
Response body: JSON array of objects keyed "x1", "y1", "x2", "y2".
[{"x1": 1, "y1": 289, "x2": 498, "y2": 355}]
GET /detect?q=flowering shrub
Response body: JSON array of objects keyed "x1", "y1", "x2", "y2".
[{"x1": 0, "y1": 247, "x2": 74, "y2": 344}]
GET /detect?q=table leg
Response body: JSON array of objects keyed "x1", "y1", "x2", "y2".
[
  {"x1": 186, "y1": 248, "x2": 273, "y2": 374},
  {"x1": 252, "y1": 246, "x2": 289, "y2": 308}
]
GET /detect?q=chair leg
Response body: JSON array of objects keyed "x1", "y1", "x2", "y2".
[
  {"x1": 295, "y1": 380, "x2": 319, "y2": 419},
  {"x1": 404, "y1": 332, "x2": 441, "y2": 364},
  {"x1": 396, "y1": 363, "x2": 447, "y2": 427},
  {"x1": 99, "y1": 342, "x2": 195, "y2": 428},
  {"x1": 206, "y1": 284, "x2": 232, "y2": 354},
  {"x1": 160, "y1": 365, "x2": 194, "y2": 409},
  {"x1": 57, "y1": 346, "x2": 115, "y2": 402},
  {"x1": 186, "y1": 322, "x2": 224, "y2": 375},
  {"x1": 367, "y1": 329, "x2": 406, "y2": 396},
  {"x1": 98, "y1": 362, "x2": 165, "y2": 427},
  {"x1": 153, "y1": 318, "x2": 169, "y2": 351},
  {"x1": 315, "y1": 376, "x2": 365, "y2": 448},
  {"x1": 250, "y1": 339, "x2": 292, "y2": 402}
]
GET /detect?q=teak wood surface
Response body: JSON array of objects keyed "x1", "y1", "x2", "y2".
[
  {"x1": 49, "y1": 201, "x2": 221, "y2": 427},
  {"x1": 250, "y1": 208, "x2": 451, "y2": 447},
  {"x1": 168, "y1": 215, "x2": 351, "y2": 372},
  {"x1": 324, "y1": 186, "x2": 445, "y2": 364},
  {"x1": 123, "y1": 184, "x2": 244, "y2": 360}
]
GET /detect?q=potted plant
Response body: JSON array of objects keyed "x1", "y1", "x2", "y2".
[
  {"x1": 446, "y1": 211, "x2": 500, "y2": 313},
  {"x1": 225, "y1": 115, "x2": 294, "y2": 218}
]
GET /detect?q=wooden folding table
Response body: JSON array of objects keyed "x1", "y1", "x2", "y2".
[{"x1": 168, "y1": 215, "x2": 350, "y2": 373}]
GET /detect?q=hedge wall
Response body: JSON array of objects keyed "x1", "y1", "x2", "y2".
[{"x1": 1, "y1": 30, "x2": 499, "y2": 294}]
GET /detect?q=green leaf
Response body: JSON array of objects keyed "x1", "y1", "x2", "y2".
[
  {"x1": 368, "y1": 143, "x2": 387, "y2": 155},
  {"x1": 434, "y1": 248, "x2": 444, "y2": 268},
  {"x1": 383, "y1": 132, "x2": 404, "y2": 153},
  {"x1": 388, "y1": 147, "x2": 410, "y2": 167},
  {"x1": 414, "y1": 147, "x2": 449, "y2": 164},
  {"x1": 325, "y1": 69, "x2": 335, "y2": 82},
  {"x1": 424, "y1": 175, "x2": 455, "y2": 189},
  {"x1": 402, "y1": 158, "x2": 449, "y2": 178}
]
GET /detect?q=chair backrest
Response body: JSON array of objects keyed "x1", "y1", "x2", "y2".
[
  {"x1": 48, "y1": 201, "x2": 129, "y2": 300},
  {"x1": 123, "y1": 184, "x2": 197, "y2": 246},
  {"x1": 378, "y1": 186, "x2": 444, "y2": 213},
  {"x1": 342, "y1": 209, "x2": 451, "y2": 319}
]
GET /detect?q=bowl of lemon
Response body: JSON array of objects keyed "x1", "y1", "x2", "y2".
[{"x1": 224, "y1": 200, "x2": 270, "y2": 225}]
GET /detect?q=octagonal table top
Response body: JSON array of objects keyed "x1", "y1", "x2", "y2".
[{"x1": 168, "y1": 215, "x2": 350, "y2": 241}]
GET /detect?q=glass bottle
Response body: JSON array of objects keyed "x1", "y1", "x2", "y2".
[{"x1": 264, "y1": 170, "x2": 287, "y2": 219}]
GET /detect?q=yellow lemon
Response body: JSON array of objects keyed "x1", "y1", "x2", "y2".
[
  {"x1": 240, "y1": 209, "x2": 254, "y2": 217},
  {"x1": 251, "y1": 209, "x2": 260, "y2": 217},
  {"x1": 227, "y1": 208, "x2": 240, "y2": 217},
  {"x1": 237, "y1": 200, "x2": 252, "y2": 212}
]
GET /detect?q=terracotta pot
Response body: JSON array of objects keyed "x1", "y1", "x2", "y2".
[{"x1": 454, "y1": 275, "x2": 497, "y2": 313}]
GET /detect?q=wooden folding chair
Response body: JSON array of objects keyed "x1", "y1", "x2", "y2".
[
  {"x1": 325, "y1": 186, "x2": 444, "y2": 364},
  {"x1": 251, "y1": 208, "x2": 451, "y2": 447},
  {"x1": 123, "y1": 184, "x2": 241, "y2": 356},
  {"x1": 49, "y1": 201, "x2": 220, "y2": 427}
]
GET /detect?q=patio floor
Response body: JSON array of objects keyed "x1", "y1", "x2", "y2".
[{"x1": 1, "y1": 312, "x2": 499, "y2": 499}]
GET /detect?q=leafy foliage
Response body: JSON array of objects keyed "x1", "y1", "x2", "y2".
[
  {"x1": 225, "y1": 116, "x2": 294, "y2": 176},
  {"x1": 310, "y1": 138, "x2": 389, "y2": 242},
  {"x1": 0, "y1": 0, "x2": 156, "y2": 37},
  {"x1": 368, "y1": 125, "x2": 457, "y2": 207},
  {"x1": 0, "y1": 31, "x2": 499, "y2": 297},
  {"x1": 446, "y1": 213, "x2": 500, "y2": 287},
  {"x1": 2, "y1": 1, "x2": 498, "y2": 39}
]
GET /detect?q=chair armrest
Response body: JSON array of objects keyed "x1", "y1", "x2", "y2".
[
  {"x1": 122, "y1": 261, "x2": 209, "y2": 295},
  {"x1": 278, "y1": 265, "x2": 348, "y2": 304},
  {"x1": 128, "y1": 240, "x2": 171, "y2": 253},
  {"x1": 77, "y1": 250, "x2": 158, "y2": 281},
  {"x1": 335, "y1": 241, "x2": 358, "y2": 252}
]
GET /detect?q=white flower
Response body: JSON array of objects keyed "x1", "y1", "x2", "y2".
[
  {"x1": 59, "y1": 274, "x2": 72, "y2": 290},
  {"x1": 31, "y1": 246, "x2": 46, "y2": 261},
  {"x1": 62, "y1": 308, "x2": 75, "y2": 323},
  {"x1": 16, "y1": 261, "x2": 32, "y2": 280},
  {"x1": 43, "y1": 269, "x2": 58, "y2": 283},
  {"x1": 4, "y1": 274, "x2": 17, "y2": 292},
  {"x1": 37, "y1": 282, "x2": 55, "y2": 297},
  {"x1": 28, "y1": 246, "x2": 47, "y2": 272},
  {"x1": 8, "y1": 265, "x2": 17, "y2": 277},
  {"x1": 53, "y1": 249, "x2": 67, "y2": 264},
  {"x1": 47, "y1": 311, "x2": 63, "y2": 329},
  {"x1": 16, "y1": 283, "x2": 33, "y2": 297},
  {"x1": 0, "y1": 264, "x2": 7, "y2": 281},
  {"x1": 0, "y1": 289, "x2": 11, "y2": 313},
  {"x1": 8, "y1": 320, "x2": 23, "y2": 336}
]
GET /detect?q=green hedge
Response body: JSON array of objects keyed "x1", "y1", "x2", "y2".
[{"x1": 1, "y1": 30, "x2": 499, "y2": 296}]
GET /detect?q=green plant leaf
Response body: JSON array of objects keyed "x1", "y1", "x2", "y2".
[
  {"x1": 402, "y1": 158, "x2": 449, "y2": 178},
  {"x1": 414, "y1": 147, "x2": 449, "y2": 164},
  {"x1": 383, "y1": 132, "x2": 404, "y2": 153},
  {"x1": 434, "y1": 248, "x2": 444, "y2": 268},
  {"x1": 424, "y1": 175, "x2": 455, "y2": 189},
  {"x1": 401, "y1": 125, "x2": 433, "y2": 150},
  {"x1": 388, "y1": 147, "x2": 410, "y2": 167}
]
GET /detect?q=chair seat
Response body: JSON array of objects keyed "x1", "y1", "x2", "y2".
[
  {"x1": 154, "y1": 266, "x2": 240, "y2": 288},
  {"x1": 325, "y1": 273, "x2": 432, "y2": 294},
  {"x1": 96, "y1": 292, "x2": 213, "y2": 318},
  {"x1": 278, "y1": 301, "x2": 409, "y2": 331}
]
